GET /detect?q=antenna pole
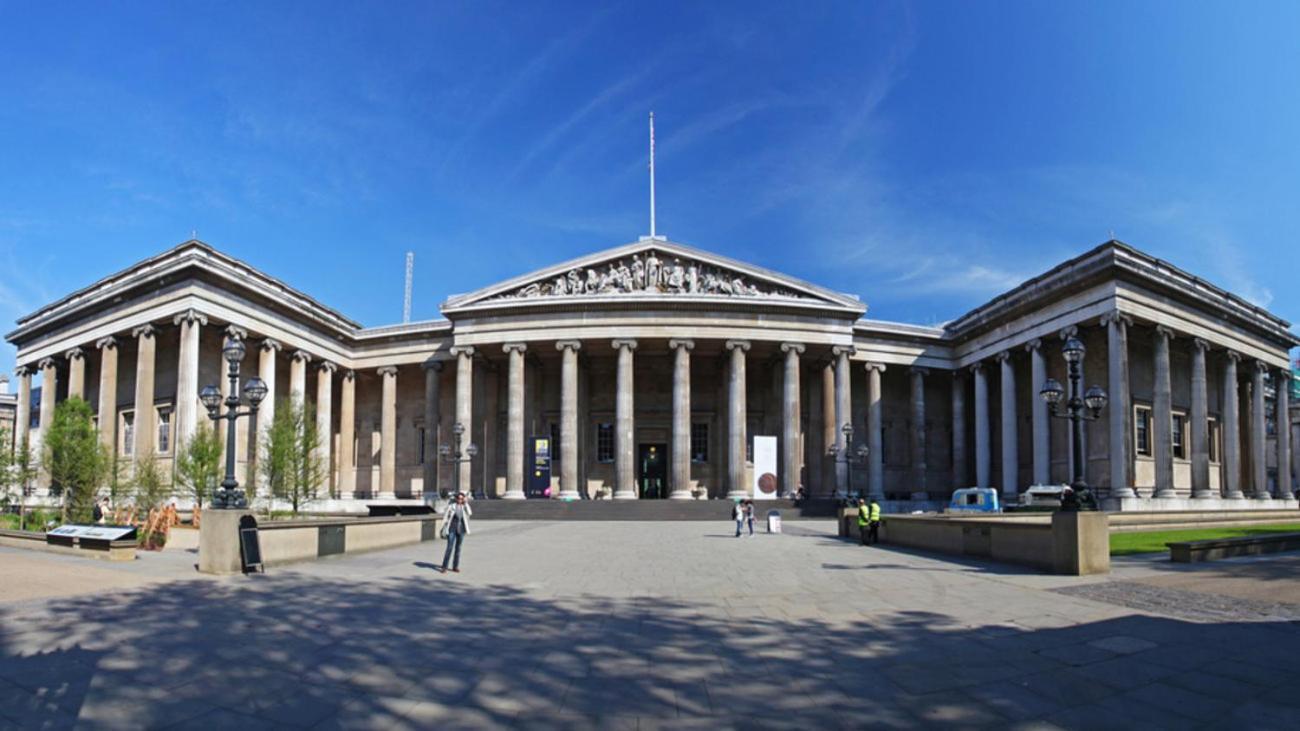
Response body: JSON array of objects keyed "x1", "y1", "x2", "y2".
[
  {"x1": 403, "y1": 251, "x2": 414, "y2": 323},
  {"x1": 649, "y1": 111, "x2": 656, "y2": 239}
]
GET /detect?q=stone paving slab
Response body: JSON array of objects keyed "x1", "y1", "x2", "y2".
[{"x1": 0, "y1": 520, "x2": 1297, "y2": 729}]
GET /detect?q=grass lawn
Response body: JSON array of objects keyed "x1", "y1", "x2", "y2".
[{"x1": 1110, "y1": 523, "x2": 1300, "y2": 556}]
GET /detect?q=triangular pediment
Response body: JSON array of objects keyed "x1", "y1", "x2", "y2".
[{"x1": 442, "y1": 238, "x2": 865, "y2": 315}]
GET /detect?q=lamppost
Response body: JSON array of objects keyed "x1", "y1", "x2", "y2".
[
  {"x1": 199, "y1": 338, "x2": 268, "y2": 509},
  {"x1": 438, "y1": 422, "x2": 479, "y2": 499},
  {"x1": 828, "y1": 423, "x2": 870, "y2": 501},
  {"x1": 1039, "y1": 336, "x2": 1108, "y2": 511}
]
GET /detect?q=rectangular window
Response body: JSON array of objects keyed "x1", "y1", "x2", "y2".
[
  {"x1": 1171, "y1": 411, "x2": 1186, "y2": 460},
  {"x1": 550, "y1": 423, "x2": 561, "y2": 463},
  {"x1": 156, "y1": 409, "x2": 172, "y2": 453},
  {"x1": 1208, "y1": 416, "x2": 1221, "y2": 463},
  {"x1": 690, "y1": 423, "x2": 709, "y2": 462},
  {"x1": 122, "y1": 412, "x2": 135, "y2": 456},
  {"x1": 596, "y1": 423, "x2": 614, "y2": 463},
  {"x1": 1134, "y1": 405, "x2": 1152, "y2": 457}
]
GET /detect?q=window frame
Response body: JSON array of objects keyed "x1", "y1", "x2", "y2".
[
  {"x1": 1171, "y1": 410, "x2": 1187, "y2": 461},
  {"x1": 690, "y1": 422, "x2": 709, "y2": 463},
  {"x1": 120, "y1": 410, "x2": 136, "y2": 457},
  {"x1": 156, "y1": 406, "x2": 173, "y2": 454},
  {"x1": 595, "y1": 423, "x2": 614, "y2": 463},
  {"x1": 1134, "y1": 404, "x2": 1153, "y2": 457},
  {"x1": 1207, "y1": 415, "x2": 1221, "y2": 464}
]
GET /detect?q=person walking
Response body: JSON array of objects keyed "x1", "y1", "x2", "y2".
[
  {"x1": 867, "y1": 497, "x2": 882, "y2": 545},
  {"x1": 439, "y1": 492, "x2": 472, "y2": 573},
  {"x1": 733, "y1": 499, "x2": 745, "y2": 537},
  {"x1": 745, "y1": 500, "x2": 756, "y2": 537},
  {"x1": 856, "y1": 498, "x2": 871, "y2": 546}
]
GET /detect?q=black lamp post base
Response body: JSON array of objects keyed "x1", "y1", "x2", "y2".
[{"x1": 211, "y1": 487, "x2": 249, "y2": 510}]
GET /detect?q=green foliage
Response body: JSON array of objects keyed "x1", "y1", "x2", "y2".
[
  {"x1": 41, "y1": 397, "x2": 111, "y2": 523},
  {"x1": 0, "y1": 509, "x2": 60, "y2": 532},
  {"x1": 1110, "y1": 523, "x2": 1300, "y2": 555},
  {"x1": 132, "y1": 450, "x2": 170, "y2": 510},
  {"x1": 259, "y1": 398, "x2": 325, "y2": 515},
  {"x1": 175, "y1": 422, "x2": 223, "y2": 509}
]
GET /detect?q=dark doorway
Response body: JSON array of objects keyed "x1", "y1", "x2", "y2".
[{"x1": 638, "y1": 443, "x2": 668, "y2": 499}]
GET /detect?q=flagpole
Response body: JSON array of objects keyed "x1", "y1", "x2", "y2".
[{"x1": 649, "y1": 111, "x2": 656, "y2": 239}]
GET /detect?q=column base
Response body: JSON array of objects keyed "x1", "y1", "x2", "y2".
[
  {"x1": 556, "y1": 490, "x2": 580, "y2": 500},
  {"x1": 1109, "y1": 487, "x2": 1137, "y2": 499},
  {"x1": 725, "y1": 490, "x2": 748, "y2": 499},
  {"x1": 1153, "y1": 489, "x2": 1178, "y2": 499},
  {"x1": 669, "y1": 490, "x2": 694, "y2": 500},
  {"x1": 501, "y1": 491, "x2": 526, "y2": 500},
  {"x1": 613, "y1": 491, "x2": 638, "y2": 500},
  {"x1": 1254, "y1": 492, "x2": 1273, "y2": 500},
  {"x1": 1224, "y1": 490, "x2": 1246, "y2": 499}
]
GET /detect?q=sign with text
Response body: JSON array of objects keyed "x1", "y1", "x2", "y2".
[
  {"x1": 752, "y1": 435, "x2": 778, "y2": 500},
  {"x1": 527, "y1": 437, "x2": 552, "y2": 498},
  {"x1": 47, "y1": 525, "x2": 137, "y2": 541}
]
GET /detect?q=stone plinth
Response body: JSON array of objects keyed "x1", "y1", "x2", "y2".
[
  {"x1": 199, "y1": 508, "x2": 254, "y2": 575},
  {"x1": 1101, "y1": 496, "x2": 1300, "y2": 512},
  {"x1": 1052, "y1": 511, "x2": 1109, "y2": 576}
]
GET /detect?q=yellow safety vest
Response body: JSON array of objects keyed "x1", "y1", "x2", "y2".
[
  {"x1": 869, "y1": 503, "x2": 882, "y2": 522},
  {"x1": 857, "y1": 505, "x2": 870, "y2": 527}
]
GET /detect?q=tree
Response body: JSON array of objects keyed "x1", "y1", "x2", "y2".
[
  {"x1": 259, "y1": 399, "x2": 324, "y2": 515},
  {"x1": 14, "y1": 436, "x2": 38, "y2": 530},
  {"x1": 132, "y1": 450, "x2": 170, "y2": 511},
  {"x1": 175, "y1": 422, "x2": 223, "y2": 509},
  {"x1": 0, "y1": 427, "x2": 13, "y2": 506},
  {"x1": 41, "y1": 397, "x2": 111, "y2": 523}
]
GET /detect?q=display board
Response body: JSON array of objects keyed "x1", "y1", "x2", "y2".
[
  {"x1": 47, "y1": 525, "x2": 137, "y2": 541},
  {"x1": 527, "y1": 436, "x2": 552, "y2": 498},
  {"x1": 238, "y1": 515, "x2": 264, "y2": 574},
  {"x1": 752, "y1": 435, "x2": 779, "y2": 500}
]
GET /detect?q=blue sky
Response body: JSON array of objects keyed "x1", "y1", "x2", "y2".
[{"x1": 2, "y1": 1, "x2": 1299, "y2": 367}]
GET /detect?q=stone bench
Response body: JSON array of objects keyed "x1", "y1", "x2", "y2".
[{"x1": 1168, "y1": 533, "x2": 1300, "y2": 563}]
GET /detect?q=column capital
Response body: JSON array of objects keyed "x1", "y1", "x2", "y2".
[
  {"x1": 502, "y1": 342, "x2": 528, "y2": 355},
  {"x1": 343, "y1": 369, "x2": 357, "y2": 381},
  {"x1": 1155, "y1": 324, "x2": 1176, "y2": 340},
  {"x1": 669, "y1": 338, "x2": 695, "y2": 351},
  {"x1": 37, "y1": 357, "x2": 56, "y2": 371},
  {"x1": 96, "y1": 335, "x2": 118, "y2": 350},
  {"x1": 224, "y1": 325, "x2": 249, "y2": 341},
  {"x1": 64, "y1": 347, "x2": 85, "y2": 361},
  {"x1": 377, "y1": 366, "x2": 399, "y2": 378},
  {"x1": 1252, "y1": 360, "x2": 1269, "y2": 374},
  {"x1": 1058, "y1": 325, "x2": 1078, "y2": 340},
  {"x1": 611, "y1": 339, "x2": 638, "y2": 351},
  {"x1": 725, "y1": 339, "x2": 751, "y2": 352},
  {"x1": 1099, "y1": 310, "x2": 1133, "y2": 328},
  {"x1": 1023, "y1": 338, "x2": 1042, "y2": 352},
  {"x1": 1225, "y1": 350, "x2": 1241, "y2": 363},
  {"x1": 1193, "y1": 337, "x2": 1211, "y2": 353},
  {"x1": 318, "y1": 360, "x2": 337, "y2": 373},
  {"x1": 132, "y1": 323, "x2": 157, "y2": 339},
  {"x1": 291, "y1": 349, "x2": 313, "y2": 363},
  {"x1": 831, "y1": 344, "x2": 855, "y2": 357},
  {"x1": 864, "y1": 361, "x2": 887, "y2": 373},
  {"x1": 14, "y1": 365, "x2": 31, "y2": 378},
  {"x1": 173, "y1": 309, "x2": 208, "y2": 327},
  {"x1": 555, "y1": 340, "x2": 582, "y2": 353},
  {"x1": 910, "y1": 366, "x2": 928, "y2": 376},
  {"x1": 995, "y1": 350, "x2": 1014, "y2": 363},
  {"x1": 780, "y1": 342, "x2": 805, "y2": 355},
  {"x1": 969, "y1": 361, "x2": 985, "y2": 375},
  {"x1": 421, "y1": 357, "x2": 444, "y2": 372},
  {"x1": 260, "y1": 338, "x2": 282, "y2": 352},
  {"x1": 450, "y1": 345, "x2": 476, "y2": 358}
]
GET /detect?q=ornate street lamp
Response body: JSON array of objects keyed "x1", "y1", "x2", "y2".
[
  {"x1": 438, "y1": 422, "x2": 479, "y2": 499},
  {"x1": 201, "y1": 338, "x2": 268, "y2": 509},
  {"x1": 828, "y1": 422, "x2": 870, "y2": 501},
  {"x1": 1039, "y1": 336, "x2": 1108, "y2": 511}
]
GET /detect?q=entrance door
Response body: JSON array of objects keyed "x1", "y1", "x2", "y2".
[{"x1": 637, "y1": 443, "x2": 668, "y2": 499}]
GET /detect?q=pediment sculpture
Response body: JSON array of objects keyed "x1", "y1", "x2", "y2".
[{"x1": 491, "y1": 250, "x2": 807, "y2": 301}]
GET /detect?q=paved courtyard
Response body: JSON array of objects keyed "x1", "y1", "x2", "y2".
[{"x1": 2, "y1": 520, "x2": 1299, "y2": 729}]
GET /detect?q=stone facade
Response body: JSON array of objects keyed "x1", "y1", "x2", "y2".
[{"x1": 5, "y1": 238, "x2": 1297, "y2": 509}]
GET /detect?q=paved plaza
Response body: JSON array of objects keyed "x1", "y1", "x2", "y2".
[{"x1": 2, "y1": 521, "x2": 1299, "y2": 729}]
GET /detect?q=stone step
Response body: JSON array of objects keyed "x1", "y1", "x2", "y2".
[{"x1": 468, "y1": 498, "x2": 840, "y2": 521}]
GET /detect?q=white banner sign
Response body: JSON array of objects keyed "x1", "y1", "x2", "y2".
[{"x1": 752, "y1": 435, "x2": 778, "y2": 500}]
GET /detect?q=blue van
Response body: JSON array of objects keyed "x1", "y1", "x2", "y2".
[{"x1": 947, "y1": 487, "x2": 1001, "y2": 513}]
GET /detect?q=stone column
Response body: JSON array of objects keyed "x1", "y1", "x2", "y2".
[
  {"x1": 1103, "y1": 312, "x2": 1135, "y2": 498},
  {"x1": 502, "y1": 344, "x2": 526, "y2": 500},
  {"x1": 377, "y1": 366, "x2": 398, "y2": 499},
  {"x1": 451, "y1": 346, "x2": 475, "y2": 494},
  {"x1": 1026, "y1": 339, "x2": 1049, "y2": 486},
  {"x1": 289, "y1": 350, "x2": 311, "y2": 410},
  {"x1": 316, "y1": 361, "x2": 335, "y2": 497},
  {"x1": 951, "y1": 371, "x2": 967, "y2": 488},
  {"x1": 338, "y1": 370, "x2": 356, "y2": 499},
  {"x1": 997, "y1": 351, "x2": 1019, "y2": 500},
  {"x1": 1190, "y1": 339, "x2": 1212, "y2": 498},
  {"x1": 820, "y1": 363, "x2": 836, "y2": 495},
  {"x1": 612, "y1": 339, "x2": 638, "y2": 499},
  {"x1": 556, "y1": 341, "x2": 581, "y2": 499},
  {"x1": 670, "y1": 339, "x2": 694, "y2": 499},
  {"x1": 15, "y1": 366, "x2": 31, "y2": 468},
  {"x1": 173, "y1": 310, "x2": 205, "y2": 449},
  {"x1": 257, "y1": 339, "x2": 281, "y2": 483},
  {"x1": 1251, "y1": 361, "x2": 1268, "y2": 498},
  {"x1": 66, "y1": 348, "x2": 86, "y2": 400},
  {"x1": 96, "y1": 337, "x2": 118, "y2": 455},
  {"x1": 132, "y1": 325, "x2": 157, "y2": 459},
  {"x1": 866, "y1": 362, "x2": 885, "y2": 500},
  {"x1": 1222, "y1": 352, "x2": 1243, "y2": 498},
  {"x1": 422, "y1": 358, "x2": 443, "y2": 498},
  {"x1": 832, "y1": 345, "x2": 854, "y2": 495},
  {"x1": 726, "y1": 340, "x2": 750, "y2": 498},
  {"x1": 1278, "y1": 366, "x2": 1293, "y2": 499},
  {"x1": 909, "y1": 367, "x2": 928, "y2": 500},
  {"x1": 1153, "y1": 326, "x2": 1176, "y2": 498},
  {"x1": 781, "y1": 343, "x2": 803, "y2": 498},
  {"x1": 973, "y1": 362, "x2": 991, "y2": 488}
]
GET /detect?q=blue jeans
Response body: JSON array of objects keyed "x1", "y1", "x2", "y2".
[
  {"x1": 735, "y1": 519, "x2": 744, "y2": 536},
  {"x1": 442, "y1": 531, "x2": 464, "y2": 570}
]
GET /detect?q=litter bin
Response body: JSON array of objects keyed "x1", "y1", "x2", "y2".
[{"x1": 766, "y1": 510, "x2": 782, "y2": 534}]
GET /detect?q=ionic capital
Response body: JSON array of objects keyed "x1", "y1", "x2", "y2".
[
  {"x1": 502, "y1": 343, "x2": 528, "y2": 355},
  {"x1": 318, "y1": 361, "x2": 337, "y2": 373},
  {"x1": 377, "y1": 366, "x2": 399, "y2": 378},
  {"x1": 132, "y1": 323, "x2": 157, "y2": 339},
  {"x1": 969, "y1": 362, "x2": 985, "y2": 375},
  {"x1": 555, "y1": 340, "x2": 582, "y2": 353},
  {"x1": 1058, "y1": 325, "x2": 1078, "y2": 340},
  {"x1": 780, "y1": 342, "x2": 805, "y2": 355},
  {"x1": 64, "y1": 347, "x2": 85, "y2": 361},
  {"x1": 1252, "y1": 360, "x2": 1269, "y2": 374},
  {"x1": 864, "y1": 361, "x2": 887, "y2": 373},
  {"x1": 37, "y1": 357, "x2": 56, "y2": 371},
  {"x1": 996, "y1": 350, "x2": 1014, "y2": 363},
  {"x1": 831, "y1": 345, "x2": 856, "y2": 357},
  {"x1": 1023, "y1": 338, "x2": 1042, "y2": 353},
  {"x1": 96, "y1": 336, "x2": 118, "y2": 350},
  {"x1": 173, "y1": 309, "x2": 208, "y2": 327},
  {"x1": 14, "y1": 365, "x2": 30, "y2": 378},
  {"x1": 669, "y1": 339, "x2": 695, "y2": 351},
  {"x1": 1192, "y1": 337, "x2": 1210, "y2": 353},
  {"x1": 421, "y1": 357, "x2": 444, "y2": 372},
  {"x1": 343, "y1": 369, "x2": 357, "y2": 381},
  {"x1": 291, "y1": 350, "x2": 313, "y2": 363},
  {"x1": 1225, "y1": 350, "x2": 1241, "y2": 363},
  {"x1": 224, "y1": 325, "x2": 249, "y2": 342},
  {"x1": 260, "y1": 338, "x2": 282, "y2": 353},
  {"x1": 611, "y1": 339, "x2": 638, "y2": 351},
  {"x1": 725, "y1": 339, "x2": 751, "y2": 353},
  {"x1": 1155, "y1": 325, "x2": 1176, "y2": 340},
  {"x1": 1099, "y1": 310, "x2": 1132, "y2": 329},
  {"x1": 450, "y1": 345, "x2": 476, "y2": 358},
  {"x1": 909, "y1": 366, "x2": 928, "y2": 377}
]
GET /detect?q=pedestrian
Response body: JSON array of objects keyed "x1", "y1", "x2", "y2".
[
  {"x1": 733, "y1": 499, "x2": 745, "y2": 537},
  {"x1": 439, "y1": 491, "x2": 472, "y2": 573},
  {"x1": 868, "y1": 496, "x2": 882, "y2": 545},
  {"x1": 92, "y1": 498, "x2": 107, "y2": 525},
  {"x1": 856, "y1": 498, "x2": 870, "y2": 546},
  {"x1": 745, "y1": 500, "x2": 756, "y2": 537}
]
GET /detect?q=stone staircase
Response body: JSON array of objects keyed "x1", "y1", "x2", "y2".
[{"x1": 467, "y1": 498, "x2": 840, "y2": 521}]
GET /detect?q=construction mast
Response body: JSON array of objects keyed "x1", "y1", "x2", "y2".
[{"x1": 402, "y1": 251, "x2": 414, "y2": 323}]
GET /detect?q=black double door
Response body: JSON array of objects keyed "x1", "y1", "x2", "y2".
[{"x1": 637, "y1": 443, "x2": 668, "y2": 499}]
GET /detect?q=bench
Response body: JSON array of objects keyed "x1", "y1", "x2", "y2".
[{"x1": 1167, "y1": 533, "x2": 1300, "y2": 563}]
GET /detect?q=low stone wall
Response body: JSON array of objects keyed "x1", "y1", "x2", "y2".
[
  {"x1": 249, "y1": 515, "x2": 439, "y2": 569},
  {"x1": 0, "y1": 528, "x2": 137, "y2": 562},
  {"x1": 1169, "y1": 533, "x2": 1300, "y2": 562}
]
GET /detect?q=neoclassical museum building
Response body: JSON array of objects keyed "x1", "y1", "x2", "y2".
[{"x1": 5, "y1": 237, "x2": 1298, "y2": 511}]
